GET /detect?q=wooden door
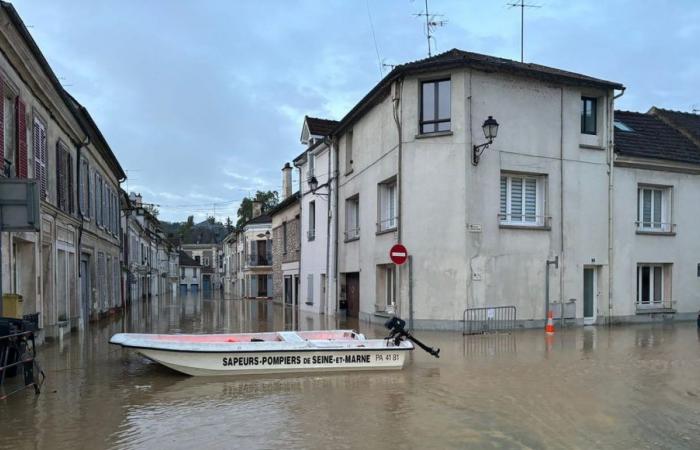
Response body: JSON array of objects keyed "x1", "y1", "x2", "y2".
[{"x1": 346, "y1": 273, "x2": 360, "y2": 318}]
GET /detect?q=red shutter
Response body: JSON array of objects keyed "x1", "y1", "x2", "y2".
[
  {"x1": 40, "y1": 124, "x2": 47, "y2": 199},
  {"x1": 15, "y1": 98, "x2": 27, "y2": 178},
  {"x1": 0, "y1": 79, "x2": 4, "y2": 166}
]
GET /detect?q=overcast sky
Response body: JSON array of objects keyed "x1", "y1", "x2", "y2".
[{"x1": 12, "y1": 0, "x2": 699, "y2": 222}]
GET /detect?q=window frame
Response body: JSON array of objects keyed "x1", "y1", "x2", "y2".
[
  {"x1": 308, "y1": 200, "x2": 316, "y2": 241},
  {"x1": 499, "y1": 173, "x2": 546, "y2": 227},
  {"x1": 581, "y1": 96, "x2": 597, "y2": 135},
  {"x1": 636, "y1": 264, "x2": 666, "y2": 307},
  {"x1": 345, "y1": 129, "x2": 354, "y2": 174},
  {"x1": 385, "y1": 265, "x2": 396, "y2": 309},
  {"x1": 344, "y1": 194, "x2": 360, "y2": 241},
  {"x1": 377, "y1": 178, "x2": 397, "y2": 233},
  {"x1": 636, "y1": 185, "x2": 672, "y2": 233},
  {"x1": 420, "y1": 78, "x2": 451, "y2": 134}
]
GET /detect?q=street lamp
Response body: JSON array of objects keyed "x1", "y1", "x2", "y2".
[
  {"x1": 472, "y1": 116, "x2": 500, "y2": 166},
  {"x1": 307, "y1": 175, "x2": 329, "y2": 197}
]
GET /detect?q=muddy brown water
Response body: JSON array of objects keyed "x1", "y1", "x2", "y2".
[{"x1": 2, "y1": 293, "x2": 700, "y2": 449}]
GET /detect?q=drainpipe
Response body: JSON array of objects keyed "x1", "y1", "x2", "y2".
[
  {"x1": 608, "y1": 87, "x2": 626, "y2": 324},
  {"x1": 75, "y1": 135, "x2": 90, "y2": 291},
  {"x1": 546, "y1": 256, "x2": 559, "y2": 319},
  {"x1": 392, "y1": 77, "x2": 405, "y2": 320},
  {"x1": 332, "y1": 137, "x2": 339, "y2": 318},
  {"x1": 324, "y1": 137, "x2": 333, "y2": 316}
]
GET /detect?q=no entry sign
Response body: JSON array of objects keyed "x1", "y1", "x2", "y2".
[{"x1": 390, "y1": 244, "x2": 408, "y2": 265}]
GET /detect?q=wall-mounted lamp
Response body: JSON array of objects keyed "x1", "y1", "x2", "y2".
[
  {"x1": 472, "y1": 116, "x2": 499, "y2": 166},
  {"x1": 307, "y1": 176, "x2": 329, "y2": 197}
]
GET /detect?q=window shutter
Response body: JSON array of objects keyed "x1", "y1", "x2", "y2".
[
  {"x1": 250, "y1": 240, "x2": 257, "y2": 262},
  {"x1": 653, "y1": 190, "x2": 662, "y2": 226},
  {"x1": 67, "y1": 152, "x2": 74, "y2": 214},
  {"x1": 251, "y1": 276, "x2": 257, "y2": 297},
  {"x1": 524, "y1": 178, "x2": 537, "y2": 222},
  {"x1": 500, "y1": 177, "x2": 507, "y2": 218},
  {"x1": 40, "y1": 124, "x2": 47, "y2": 199},
  {"x1": 0, "y1": 78, "x2": 4, "y2": 164},
  {"x1": 33, "y1": 119, "x2": 41, "y2": 186},
  {"x1": 267, "y1": 275, "x2": 272, "y2": 296},
  {"x1": 642, "y1": 189, "x2": 651, "y2": 226},
  {"x1": 56, "y1": 143, "x2": 63, "y2": 210},
  {"x1": 266, "y1": 239, "x2": 272, "y2": 261},
  {"x1": 15, "y1": 98, "x2": 27, "y2": 178},
  {"x1": 307, "y1": 274, "x2": 313, "y2": 303},
  {"x1": 510, "y1": 177, "x2": 522, "y2": 222}
]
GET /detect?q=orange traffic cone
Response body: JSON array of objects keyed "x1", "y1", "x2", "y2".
[{"x1": 545, "y1": 310, "x2": 555, "y2": 334}]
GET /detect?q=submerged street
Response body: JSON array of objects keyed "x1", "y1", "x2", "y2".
[{"x1": 1, "y1": 293, "x2": 699, "y2": 449}]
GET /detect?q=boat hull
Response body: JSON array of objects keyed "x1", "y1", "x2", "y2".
[{"x1": 135, "y1": 347, "x2": 410, "y2": 376}]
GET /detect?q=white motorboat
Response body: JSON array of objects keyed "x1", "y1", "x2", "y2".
[
  {"x1": 110, "y1": 317, "x2": 440, "y2": 377},
  {"x1": 110, "y1": 329, "x2": 414, "y2": 376}
]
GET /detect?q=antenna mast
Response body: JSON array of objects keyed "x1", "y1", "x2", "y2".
[
  {"x1": 507, "y1": 0, "x2": 541, "y2": 62},
  {"x1": 414, "y1": 0, "x2": 447, "y2": 57}
]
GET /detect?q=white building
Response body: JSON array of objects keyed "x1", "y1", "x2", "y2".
[
  {"x1": 306, "y1": 49, "x2": 627, "y2": 328},
  {"x1": 181, "y1": 243, "x2": 223, "y2": 291},
  {"x1": 293, "y1": 117, "x2": 339, "y2": 316},
  {"x1": 178, "y1": 250, "x2": 201, "y2": 294},
  {"x1": 611, "y1": 109, "x2": 700, "y2": 322}
]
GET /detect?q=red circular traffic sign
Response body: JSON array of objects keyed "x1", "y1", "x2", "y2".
[{"x1": 390, "y1": 244, "x2": 408, "y2": 265}]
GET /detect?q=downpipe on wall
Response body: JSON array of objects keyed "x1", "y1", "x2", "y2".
[
  {"x1": 608, "y1": 87, "x2": 625, "y2": 325},
  {"x1": 545, "y1": 256, "x2": 559, "y2": 320}
]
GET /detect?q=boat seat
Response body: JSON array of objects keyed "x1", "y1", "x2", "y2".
[{"x1": 277, "y1": 331, "x2": 305, "y2": 343}]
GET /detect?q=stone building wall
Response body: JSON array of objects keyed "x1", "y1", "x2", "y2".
[{"x1": 272, "y1": 216, "x2": 300, "y2": 300}]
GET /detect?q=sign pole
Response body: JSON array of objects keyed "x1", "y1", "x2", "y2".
[{"x1": 408, "y1": 255, "x2": 413, "y2": 331}]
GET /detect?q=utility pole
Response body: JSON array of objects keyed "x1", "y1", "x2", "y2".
[
  {"x1": 507, "y1": 0, "x2": 540, "y2": 62},
  {"x1": 414, "y1": 0, "x2": 447, "y2": 57}
]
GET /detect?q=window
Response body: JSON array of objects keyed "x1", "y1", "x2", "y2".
[
  {"x1": 56, "y1": 141, "x2": 74, "y2": 214},
  {"x1": 637, "y1": 264, "x2": 670, "y2": 307},
  {"x1": 500, "y1": 173, "x2": 545, "y2": 227},
  {"x1": 308, "y1": 201, "x2": 316, "y2": 240},
  {"x1": 420, "y1": 79, "x2": 451, "y2": 134},
  {"x1": 345, "y1": 195, "x2": 360, "y2": 240},
  {"x1": 345, "y1": 130, "x2": 353, "y2": 174},
  {"x1": 33, "y1": 117, "x2": 48, "y2": 199},
  {"x1": 308, "y1": 153, "x2": 315, "y2": 179},
  {"x1": 203, "y1": 257, "x2": 209, "y2": 266},
  {"x1": 79, "y1": 158, "x2": 90, "y2": 217},
  {"x1": 637, "y1": 186, "x2": 672, "y2": 233},
  {"x1": 385, "y1": 265, "x2": 396, "y2": 310},
  {"x1": 306, "y1": 273, "x2": 314, "y2": 305},
  {"x1": 282, "y1": 221, "x2": 288, "y2": 254},
  {"x1": 378, "y1": 179, "x2": 397, "y2": 232},
  {"x1": 581, "y1": 97, "x2": 597, "y2": 135}
]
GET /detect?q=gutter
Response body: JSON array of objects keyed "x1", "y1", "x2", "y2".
[{"x1": 75, "y1": 134, "x2": 90, "y2": 286}]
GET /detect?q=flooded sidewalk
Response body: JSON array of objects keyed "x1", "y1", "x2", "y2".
[{"x1": 2, "y1": 292, "x2": 700, "y2": 449}]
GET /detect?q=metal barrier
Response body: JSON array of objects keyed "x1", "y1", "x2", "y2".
[
  {"x1": 463, "y1": 306, "x2": 517, "y2": 335},
  {"x1": 0, "y1": 329, "x2": 45, "y2": 399}
]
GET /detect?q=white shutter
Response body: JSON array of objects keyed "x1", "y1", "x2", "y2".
[
  {"x1": 510, "y1": 177, "x2": 522, "y2": 222},
  {"x1": 524, "y1": 178, "x2": 537, "y2": 222},
  {"x1": 499, "y1": 177, "x2": 507, "y2": 219},
  {"x1": 307, "y1": 274, "x2": 313, "y2": 303}
]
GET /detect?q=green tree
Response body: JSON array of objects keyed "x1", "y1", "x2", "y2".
[{"x1": 236, "y1": 190, "x2": 278, "y2": 227}]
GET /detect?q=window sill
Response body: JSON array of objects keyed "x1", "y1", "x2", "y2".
[
  {"x1": 415, "y1": 131, "x2": 453, "y2": 139},
  {"x1": 579, "y1": 144, "x2": 604, "y2": 151},
  {"x1": 581, "y1": 131, "x2": 597, "y2": 136},
  {"x1": 344, "y1": 236, "x2": 360, "y2": 243},
  {"x1": 499, "y1": 223, "x2": 551, "y2": 231},
  {"x1": 635, "y1": 307, "x2": 675, "y2": 315},
  {"x1": 636, "y1": 230, "x2": 676, "y2": 236},
  {"x1": 376, "y1": 227, "x2": 397, "y2": 236}
]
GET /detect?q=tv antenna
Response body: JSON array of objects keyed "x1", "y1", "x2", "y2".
[
  {"x1": 382, "y1": 59, "x2": 397, "y2": 72},
  {"x1": 414, "y1": 0, "x2": 447, "y2": 57},
  {"x1": 692, "y1": 104, "x2": 699, "y2": 113},
  {"x1": 507, "y1": 0, "x2": 541, "y2": 62}
]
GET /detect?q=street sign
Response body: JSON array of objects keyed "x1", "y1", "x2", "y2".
[{"x1": 389, "y1": 244, "x2": 408, "y2": 265}]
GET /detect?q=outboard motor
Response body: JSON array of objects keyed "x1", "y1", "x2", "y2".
[{"x1": 384, "y1": 316, "x2": 440, "y2": 358}]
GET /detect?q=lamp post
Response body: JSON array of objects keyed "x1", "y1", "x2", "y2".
[
  {"x1": 307, "y1": 176, "x2": 329, "y2": 197},
  {"x1": 472, "y1": 116, "x2": 500, "y2": 166}
]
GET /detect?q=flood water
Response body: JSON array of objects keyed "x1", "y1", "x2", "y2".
[{"x1": 2, "y1": 292, "x2": 700, "y2": 449}]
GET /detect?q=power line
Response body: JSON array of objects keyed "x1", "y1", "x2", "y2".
[{"x1": 366, "y1": 0, "x2": 383, "y2": 79}]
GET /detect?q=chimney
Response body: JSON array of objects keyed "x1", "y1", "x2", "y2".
[
  {"x1": 135, "y1": 194, "x2": 143, "y2": 207},
  {"x1": 252, "y1": 200, "x2": 262, "y2": 218},
  {"x1": 282, "y1": 162, "x2": 292, "y2": 200}
]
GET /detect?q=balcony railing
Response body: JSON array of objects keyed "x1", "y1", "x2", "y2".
[
  {"x1": 376, "y1": 217, "x2": 398, "y2": 233},
  {"x1": 248, "y1": 253, "x2": 273, "y2": 267},
  {"x1": 307, "y1": 229, "x2": 315, "y2": 241},
  {"x1": 635, "y1": 221, "x2": 676, "y2": 234},
  {"x1": 498, "y1": 213, "x2": 551, "y2": 228},
  {"x1": 344, "y1": 227, "x2": 360, "y2": 241}
]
